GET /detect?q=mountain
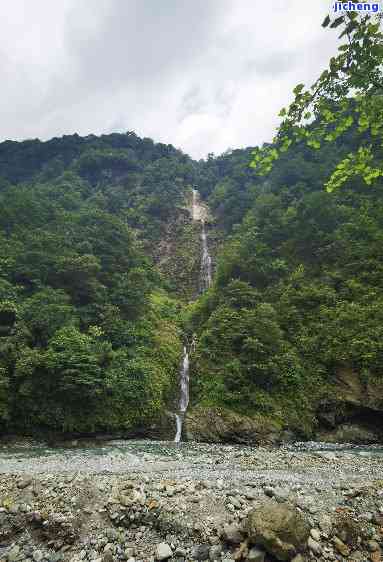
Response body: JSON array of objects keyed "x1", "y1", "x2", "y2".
[{"x1": 0, "y1": 129, "x2": 382, "y2": 442}]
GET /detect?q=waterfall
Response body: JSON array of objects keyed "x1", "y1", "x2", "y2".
[
  {"x1": 174, "y1": 188, "x2": 211, "y2": 442},
  {"x1": 192, "y1": 188, "x2": 198, "y2": 220},
  {"x1": 200, "y1": 220, "x2": 212, "y2": 292},
  {"x1": 174, "y1": 414, "x2": 182, "y2": 443},
  {"x1": 174, "y1": 346, "x2": 190, "y2": 443}
]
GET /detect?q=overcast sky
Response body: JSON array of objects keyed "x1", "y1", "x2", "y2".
[{"x1": 0, "y1": 1, "x2": 339, "y2": 159}]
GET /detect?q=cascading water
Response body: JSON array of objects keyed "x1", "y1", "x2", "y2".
[
  {"x1": 174, "y1": 188, "x2": 211, "y2": 442},
  {"x1": 200, "y1": 220, "x2": 212, "y2": 293},
  {"x1": 174, "y1": 346, "x2": 190, "y2": 443}
]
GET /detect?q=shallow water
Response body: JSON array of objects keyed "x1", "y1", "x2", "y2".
[
  {"x1": 1, "y1": 438, "x2": 383, "y2": 463},
  {"x1": 285, "y1": 441, "x2": 383, "y2": 456}
]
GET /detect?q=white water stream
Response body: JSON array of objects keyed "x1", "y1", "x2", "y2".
[
  {"x1": 174, "y1": 346, "x2": 190, "y2": 443},
  {"x1": 174, "y1": 189, "x2": 212, "y2": 442},
  {"x1": 200, "y1": 220, "x2": 212, "y2": 293}
]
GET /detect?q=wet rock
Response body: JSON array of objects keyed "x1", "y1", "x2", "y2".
[
  {"x1": 244, "y1": 501, "x2": 310, "y2": 561},
  {"x1": 156, "y1": 543, "x2": 173, "y2": 561}
]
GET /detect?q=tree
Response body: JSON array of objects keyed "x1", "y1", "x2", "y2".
[{"x1": 251, "y1": 9, "x2": 383, "y2": 191}]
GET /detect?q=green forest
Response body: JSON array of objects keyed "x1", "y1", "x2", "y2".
[{"x1": 0, "y1": 10, "x2": 382, "y2": 442}]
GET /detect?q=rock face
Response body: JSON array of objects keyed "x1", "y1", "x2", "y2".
[
  {"x1": 185, "y1": 407, "x2": 282, "y2": 445},
  {"x1": 244, "y1": 501, "x2": 310, "y2": 561},
  {"x1": 187, "y1": 368, "x2": 383, "y2": 445},
  {"x1": 316, "y1": 368, "x2": 383, "y2": 443}
]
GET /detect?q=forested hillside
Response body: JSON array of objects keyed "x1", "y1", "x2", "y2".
[
  {"x1": 0, "y1": 132, "x2": 199, "y2": 434},
  {"x1": 1, "y1": 122, "x2": 382, "y2": 442},
  {"x1": 186, "y1": 133, "x2": 383, "y2": 442}
]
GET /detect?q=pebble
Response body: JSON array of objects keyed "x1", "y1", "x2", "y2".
[
  {"x1": 209, "y1": 545, "x2": 222, "y2": 561},
  {"x1": 310, "y1": 528, "x2": 321, "y2": 541},
  {"x1": 247, "y1": 547, "x2": 265, "y2": 562},
  {"x1": 333, "y1": 536, "x2": 350, "y2": 556},
  {"x1": 367, "y1": 540, "x2": 381, "y2": 553},
  {"x1": 308, "y1": 537, "x2": 322, "y2": 555},
  {"x1": 191, "y1": 544, "x2": 210, "y2": 560}
]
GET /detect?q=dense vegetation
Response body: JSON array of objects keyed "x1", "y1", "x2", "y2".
[
  {"x1": 187, "y1": 134, "x2": 383, "y2": 436},
  {"x1": 0, "y1": 132, "x2": 197, "y2": 433},
  {"x1": 1, "y1": 125, "x2": 382, "y2": 439}
]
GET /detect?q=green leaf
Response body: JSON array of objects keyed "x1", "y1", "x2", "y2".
[
  {"x1": 293, "y1": 84, "x2": 305, "y2": 95},
  {"x1": 322, "y1": 15, "x2": 331, "y2": 28},
  {"x1": 330, "y1": 16, "x2": 344, "y2": 29}
]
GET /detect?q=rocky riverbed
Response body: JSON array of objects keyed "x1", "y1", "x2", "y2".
[{"x1": 1, "y1": 440, "x2": 383, "y2": 562}]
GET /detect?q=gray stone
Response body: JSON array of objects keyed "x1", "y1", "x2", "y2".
[
  {"x1": 7, "y1": 546, "x2": 21, "y2": 562},
  {"x1": 209, "y1": 545, "x2": 222, "y2": 561},
  {"x1": 318, "y1": 515, "x2": 332, "y2": 534},
  {"x1": 222, "y1": 523, "x2": 244, "y2": 544},
  {"x1": 105, "y1": 528, "x2": 118, "y2": 542},
  {"x1": 333, "y1": 537, "x2": 350, "y2": 557},
  {"x1": 156, "y1": 543, "x2": 173, "y2": 561},
  {"x1": 307, "y1": 537, "x2": 322, "y2": 555},
  {"x1": 17, "y1": 477, "x2": 32, "y2": 489},
  {"x1": 246, "y1": 547, "x2": 265, "y2": 562},
  {"x1": 367, "y1": 540, "x2": 381, "y2": 552},
  {"x1": 310, "y1": 528, "x2": 320, "y2": 541},
  {"x1": 33, "y1": 551, "x2": 44, "y2": 562},
  {"x1": 273, "y1": 487, "x2": 290, "y2": 503},
  {"x1": 174, "y1": 549, "x2": 186, "y2": 558},
  {"x1": 349, "y1": 551, "x2": 365, "y2": 562},
  {"x1": 263, "y1": 486, "x2": 274, "y2": 498},
  {"x1": 230, "y1": 497, "x2": 242, "y2": 509},
  {"x1": 191, "y1": 545, "x2": 210, "y2": 560}
]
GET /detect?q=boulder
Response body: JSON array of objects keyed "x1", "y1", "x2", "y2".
[
  {"x1": 244, "y1": 501, "x2": 310, "y2": 561},
  {"x1": 156, "y1": 543, "x2": 173, "y2": 561}
]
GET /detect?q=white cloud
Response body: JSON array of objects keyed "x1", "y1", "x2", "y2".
[{"x1": 0, "y1": 0, "x2": 339, "y2": 158}]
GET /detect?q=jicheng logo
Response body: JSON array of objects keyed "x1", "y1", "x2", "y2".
[{"x1": 333, "y1": 1, "x2": 382, "y2": 12}]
